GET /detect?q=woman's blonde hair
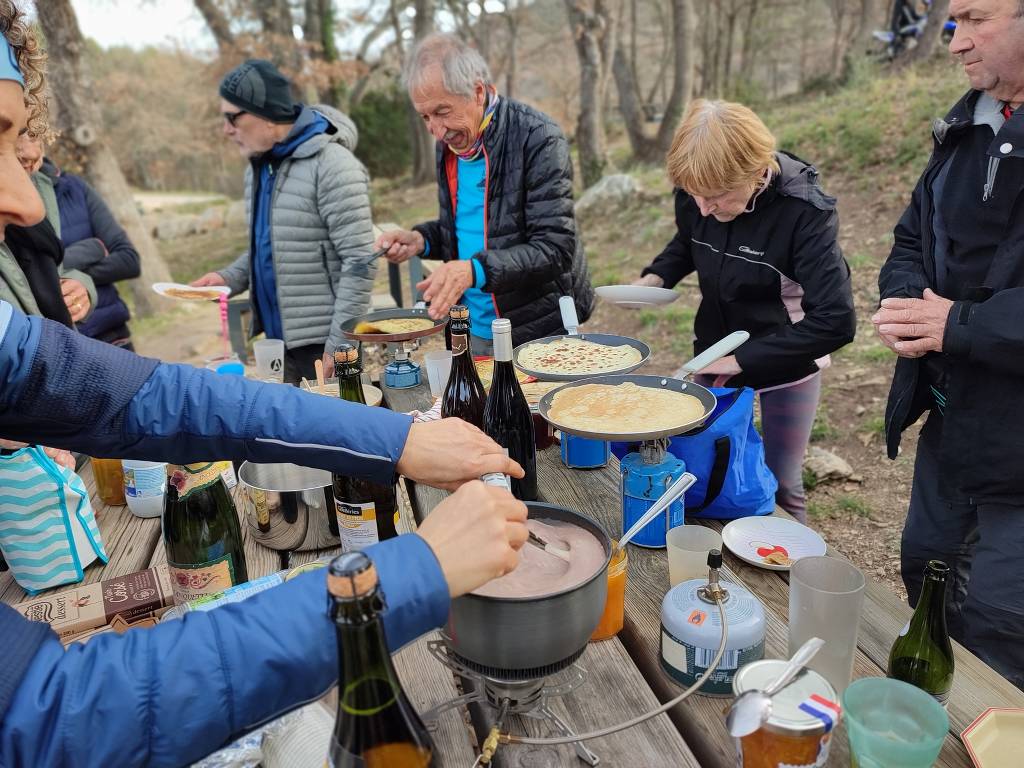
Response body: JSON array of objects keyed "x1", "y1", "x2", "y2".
[
  {"x1": 666, "y1": 99, "x2": 779, "y2": 195},
  {"x1": 0, "y1": 0, "x2": 50, "y2": 140}
]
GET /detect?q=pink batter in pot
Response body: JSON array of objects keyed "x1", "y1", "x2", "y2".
[{"x1": 472, "y1": 519, "x2": 606, "y2": 599}]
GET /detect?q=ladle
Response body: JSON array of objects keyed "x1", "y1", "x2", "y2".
[
  {"x1": 726, "y1": 636, "x2": 826, "y2": 737},
  {"x1": 614, "y1": 471, "x2": 698, "y2": 558}
]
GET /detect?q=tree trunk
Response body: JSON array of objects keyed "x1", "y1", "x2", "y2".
[
  {"x1": 903, "y1": 0, "x2": 950, "y2": 65},
  {"x1": 505, "y1": 5, "x2": 520, "y2": 100},
  {"x1": 37, "y1": 0, "x2": 173, "y2": 319},
  {"x1": 564, "y1": 0, "x2": 620, "y2": 188},
  {"x1": 193, "y1": 0, "x2": 235, "y2": 53},
  {"x1": 653, "y1": 0, "x2": 695, "y2": 152},
  {"x1": 737, "y1": 0, "x2": 760, "y2": 83},
  {"x1": 392, "y1": 0, "x2": 436, "y2": 185}
]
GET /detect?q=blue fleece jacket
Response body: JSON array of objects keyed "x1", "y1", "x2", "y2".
[
  {"x1": 0, "y1": 301, "x2": 450, "y2": 768},
  {"x1": 251, "y1": 111, "x2": 330, "y2": 341}
]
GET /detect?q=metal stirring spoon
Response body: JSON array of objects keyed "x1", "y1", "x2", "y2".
[{"x1": 726, "y1": 637, "x2": 825, "y2": 737}]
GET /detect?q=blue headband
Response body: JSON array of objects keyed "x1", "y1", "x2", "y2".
[{"x1": 0, "y1": 36, "x2": 24, "y2": 87}]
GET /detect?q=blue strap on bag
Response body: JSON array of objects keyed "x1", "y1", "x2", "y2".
[
  {"x1": 0, "y1": 446, "x2": 108, "y2": 594},
  {"x1": 612, "y1": 387, "x2": 777, "y2": 519}
]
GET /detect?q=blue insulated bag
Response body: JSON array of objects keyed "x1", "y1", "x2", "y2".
[{"x1": 612, "y1": 387, "x2": 777, "y2": 519}]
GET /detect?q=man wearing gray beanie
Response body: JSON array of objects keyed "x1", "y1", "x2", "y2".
[{"x1": 192, "y1": 59, "x2": 376, "y2": 383}]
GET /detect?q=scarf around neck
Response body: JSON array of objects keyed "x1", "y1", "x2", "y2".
[{"x1": 452, "y1": 85, "x2": 499, "y2": 161}]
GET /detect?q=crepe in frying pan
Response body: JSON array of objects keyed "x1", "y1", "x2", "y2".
[
  {"x1": 547, "y1": 382, "x2": 705, "y2": 434},
  {"x1": 517, "y1": 337, "x2": 643, "y2": 376},
  {"x1": 352, "y1": 317, "x2": 435, "y2": 334}
]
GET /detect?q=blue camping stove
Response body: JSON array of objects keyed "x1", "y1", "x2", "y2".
[
  {"x1": 620, "y1": 438, "x2": 687, "y2": 548},
  {"x1": 384, "y1": 341, "x2": 422, "y2": 389}
]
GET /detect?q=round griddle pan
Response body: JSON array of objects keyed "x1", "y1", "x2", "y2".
[{"x1": 341, "y1": 307, "x2": 446, "y2": 343}]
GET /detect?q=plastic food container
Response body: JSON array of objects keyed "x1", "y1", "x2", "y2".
[
  {"x1": 122, "y1": 460, "x2": 167, "y2": 518},
  {"x1": 732, "y1": 659, "x2": 841, "y2": 768},
  {"x1": 591, "y1": 544, "x2": 627, "y2": 641}
]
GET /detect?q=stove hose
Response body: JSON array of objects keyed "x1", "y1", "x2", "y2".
[{"x1": 475, "y1": 592, "x2": 729, "y2": 764}]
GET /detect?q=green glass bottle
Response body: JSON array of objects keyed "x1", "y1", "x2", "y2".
[
  {"x1": 332, "y1": 344, "x2": 398, "y2": 551},
  {"x1": 163, "y1": 462, "x2": 248, "y2": 605},
  {"x1": 326, "y1": 552, "x2": 434, "y2": 768},
  {"x1": 887, "y1": 559, "x2": 955, "y2": 706}
]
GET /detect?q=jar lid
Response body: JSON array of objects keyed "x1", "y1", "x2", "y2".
[{"x1": 732, "y1": 659, "x2": 840, "y2": 735}]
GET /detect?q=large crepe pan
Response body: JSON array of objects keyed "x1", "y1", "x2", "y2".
[{"x1": 340, "y1": 307, "x2": 446, "y2": 344}]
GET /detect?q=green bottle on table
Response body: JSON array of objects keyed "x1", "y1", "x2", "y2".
[
  {"x1": 887, "y1": 559, "x2": 955, "y2": 706},
  {"x1": 326, "y1": 551, "x2": 433, "y2": 768},
  {"x1": 331, "y1": 344, "x2": 398, "y2": 551},
  {"x1": 163, "y1": 461, "x2": 248, "y2": 605}
]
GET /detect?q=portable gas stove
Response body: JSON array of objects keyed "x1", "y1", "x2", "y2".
[
  {"x1": 423, "y1": 640, "x2": 601, "y2": 766},
  {"x1": 340, "y1": 308, "x2": 446, "y2": 389}
]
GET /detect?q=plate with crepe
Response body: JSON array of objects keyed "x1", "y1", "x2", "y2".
[{"x1": 153, "y1": 282, "x2": 230, "y2": 301}]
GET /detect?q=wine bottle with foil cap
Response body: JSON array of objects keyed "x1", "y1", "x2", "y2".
[
  {"x1": 326, "y1": 552, "x2": 434, "y2": 768},
  {"x1": 483, "y1": 318, "x2": 537, "y2": 500},
  {"x1": 163, "y1": 462, "x2": 248, "y2": 605},
  {"x1": 332, "y1": 344, "x2": 398, "y2": 550},
  {"x1": 887, "y1": 559, "x2": 955, "y2": 706},
  {"x1": 440, "y1": 305, "x2": 486, "y2": 428}
]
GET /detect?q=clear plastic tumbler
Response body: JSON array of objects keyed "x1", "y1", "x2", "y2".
[{"x1": 788, "y1": 555, "x2": 865, "y2": 694}]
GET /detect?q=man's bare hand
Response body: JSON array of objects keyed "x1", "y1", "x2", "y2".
[
  {"x1": 631, "y1": 273, "x2": 665, "y2": 288},
  {"x1": 61, "y1": 279, "x2": 91, "y2": 323},
  {"x1": 0, "y1": 440, "x2": 76, "y2": 470},
  {"x1": 375, "y1": 229, "x2": 425, "y2": 264},
  {"x1": 416, "y1": 481, "x2": 529, "y2": 597},
  {"x1": 872, "y1": 289, "x2": 954, "y2": 357},
  {"x1": 191, "y1": 272, "x2": 227, "y2": 288},
  {"x1": 397, "y1": 418, "x2": 524, "y2": 492},
  {"x1": 417, "y1": 260, "x2": 474, "y2": 320}
]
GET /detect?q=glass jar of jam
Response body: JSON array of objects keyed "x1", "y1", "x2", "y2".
[
  {"x1": 590, "y1": 544, "x2": 627, "y2": 641},
  {"x1": 731, "y1": 659, "x2": 841, "y2": 768}
]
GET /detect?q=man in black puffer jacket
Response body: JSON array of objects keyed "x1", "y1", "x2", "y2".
[{"x1": 377, "y1": 33, "x2": 593, "y2": 353}]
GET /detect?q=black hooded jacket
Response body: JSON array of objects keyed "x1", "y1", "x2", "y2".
[
  {"x1": 642, "y1": 152, "x2": 856, "y2": 390},
  {"x1": 413, "y1": 98, "x2": 594, "y2": 345},
  {"x1": 880, "y1": 90, "x2": 1024, "y2": 504}
]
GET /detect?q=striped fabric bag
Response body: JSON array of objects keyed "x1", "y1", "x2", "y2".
[{"x1": 0, "y1": 446, "x2": 108, "y2": 594}]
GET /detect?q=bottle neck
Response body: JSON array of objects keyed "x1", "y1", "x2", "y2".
[
  {"x1": 333, "y1": 596, "x2": 402, "y2": 711},
  {"x1": 337, "y1": 365, "x2": 366, "y2": 404},
  {"x1": 493, "y1": 328, "x2": 513, "y2": 362},
  {"x1": 916, "y1": 570, "x2": 949, "y2": 636},
  {"x1": 450, "y1": 320, "x2": 471, "y2": 357}
]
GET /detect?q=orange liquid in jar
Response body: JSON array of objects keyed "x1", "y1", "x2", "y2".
[
  {"x1": 591, "y1": 545, "x2": 627, "y2": 641},
  {"x1": 92, "y1": 458, "x2": 126, "y2": 506}
]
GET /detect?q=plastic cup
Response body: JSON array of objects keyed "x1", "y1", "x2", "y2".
[
  {"x1": 843, "y1": 677, "x2": 948, "y2": 768},
  {"x1": 424, "y1": 350, "x2": 453, "y2": 397},
  {"x1": 122, "y1": 460, "x2": 167, "y2": 518},
  {"x1": 666, "y1": 525, "x2": 722, "y2": 587},
  {"x1": 789, "y1": 555, "x2": 866, "y2": 694},
  {"x1": 253, "y1": 339, "x2": 285, "y2": 383},
  {"x1": 591, "y1": 545, "x2": 627, "y2": 641}
]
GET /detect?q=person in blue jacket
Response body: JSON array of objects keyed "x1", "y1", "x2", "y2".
[{"x1": 0, "y1": 14, "x2": 528, "y2": 767}]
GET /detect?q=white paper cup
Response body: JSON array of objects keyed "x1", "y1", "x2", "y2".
[
  {"x1": 253, "y1": 339, "x2": 285, "y2": 383},
  {"x1": 122, "y1": 460, "x2": 167, "y2": 518},
  {"x1": 666, "y1": 525, "x2": 723, "y2": 586},
  {"x1": 424, "y1": 350, "x2": 453, "y2": 397}
]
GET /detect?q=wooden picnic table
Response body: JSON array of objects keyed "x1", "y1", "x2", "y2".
[{"x1": 382, "y1": 379, "x2": 1024, "y2": 768}]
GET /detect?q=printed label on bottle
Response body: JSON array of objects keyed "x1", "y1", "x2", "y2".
[
  {"x1": 168, "y1": 553, "x2": 235, "y2": 604},
  {"x1": 932, "y1": 689, "x2": 951, "y2": 707},
  {"x1": 451, "y1": 332, "x2": 468, "y2": 356},
  {"x1": 898, "y1": 620, "x2": 910, "y2": 637},
  {"x1": 220, "y1": 464, "x2": 238, "y2": 490},
  {"x1": 249, "y1": 487, "x2": 270, "y2": 526},
  {"x1": 123, "y1": 464, "x2": 166, "y2": 498},
  {"x1": 336, "y1": 499, "x2": 379, "y2": 552},
  {"x1": 167, "y1": 461, "x2": 230, "y2": 500}
]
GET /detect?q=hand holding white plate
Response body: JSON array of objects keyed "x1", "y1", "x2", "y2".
[
  {"x1": 596, "y1": 284, "x2": 680, "y2": 309},
  {"x1": 153, "y1": 282, "x2": 231, "y2": 301}
]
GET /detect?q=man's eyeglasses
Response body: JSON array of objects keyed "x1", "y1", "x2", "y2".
[{"x1": 223, "y1": 110, "x2": 248, "y2": 128}]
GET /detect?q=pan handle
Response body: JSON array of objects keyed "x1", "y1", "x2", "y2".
[
  {"x1": 677, "y1": 330, "x2": 750, "y2": 379},
  {"x1": 559, "y1": 296, "x2": 580, "y2": 336}
]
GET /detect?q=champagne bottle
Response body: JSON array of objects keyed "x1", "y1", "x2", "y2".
[
  {"x1": 887, "y1": 559, "x2": 955, "y2": 705},
  {"x1": 332, "y1": 344, "x2": 399, "y2": 551},
  {"x1": 440, "y1": 305, "x2": 486, "y2": 428},
  {"x1": 163, "y1": 462, "x2": 249, "y2": 605},
  {"x1": 327, "y1": 552, "x2": 434, "y2": 768},
  {"x1": 483, "y1": 318, "x2": 537, "y2": 500}
]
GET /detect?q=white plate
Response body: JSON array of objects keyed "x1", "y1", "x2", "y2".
[
  {"x1": 722, "y1": 516, "x2": 827, "y2": 571},
  {"x1": 595, "y1": 284, "x2": 680, "y2": 309},
  {"x1": 152, "y1": 282, "x2": 230, "y2": 301}
]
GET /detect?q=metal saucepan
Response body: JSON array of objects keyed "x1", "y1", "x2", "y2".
[
  {"x1": 340, "y1": 307, "x2": 446, "y2": 344},
  {"x1": 444, "y1": 502, "x2": 611, "y2": 680},
  {"x1": 238, "y1": 462, "x2": 338, "y2": 552},
  {"x1": 513, "y1": 296, "x2": 652, "y2": 381},
  {"x1": 536, "y1": 331, "x2": 750, "y2": 442}
]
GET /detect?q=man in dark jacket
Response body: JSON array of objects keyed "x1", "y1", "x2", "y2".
[
  {"x1": 873, "y1": 0, "x2": 1024, "y2": 687},
  {"x1": 376, "y1": 33, "x2": 594, "y2": 353}
]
